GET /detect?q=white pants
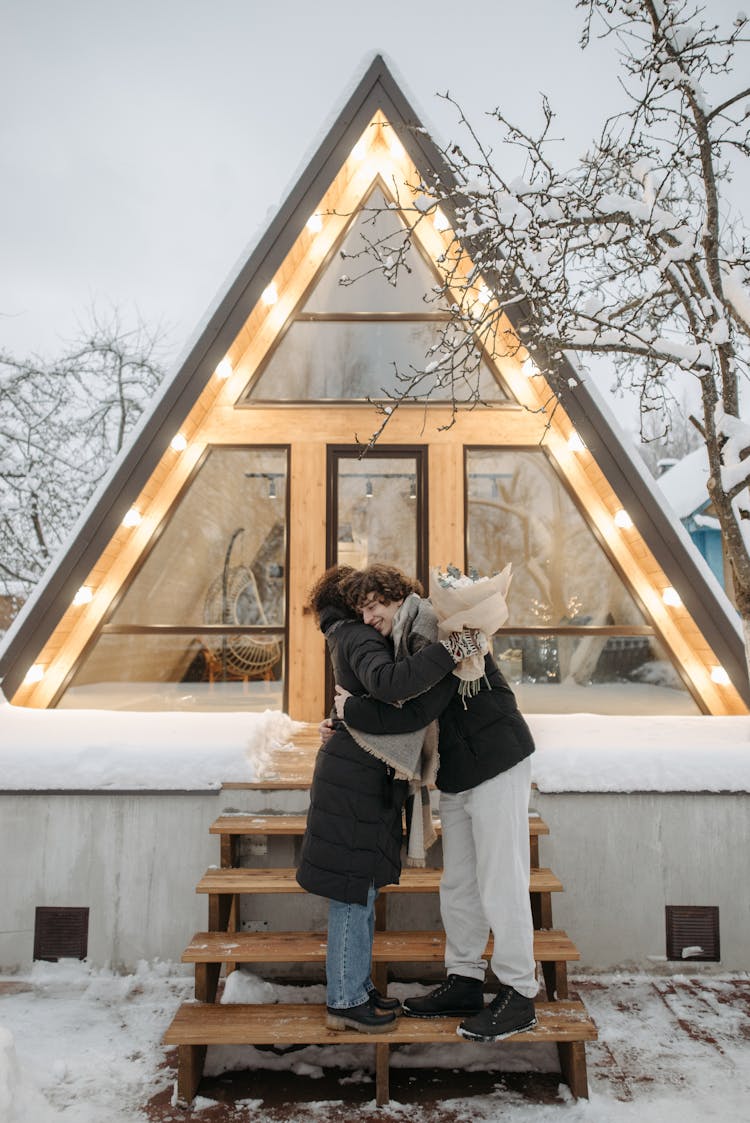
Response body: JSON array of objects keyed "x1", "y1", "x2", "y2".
[{"x1": 438, "y1": 758, "x2": 538, "y2": 999}]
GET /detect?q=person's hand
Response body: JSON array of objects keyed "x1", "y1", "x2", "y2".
[
  {"x1": 319, "y1": 717, "x2": 334, "y2": 744},
  {"x1": 334, "y1": 685, "x2": 352, "y2": 718}
]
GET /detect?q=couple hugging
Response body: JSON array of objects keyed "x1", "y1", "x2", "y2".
[{"x1": 296, "y1": 562, "x2": 537, "y2": 1042}]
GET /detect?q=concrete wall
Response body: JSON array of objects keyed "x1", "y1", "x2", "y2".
[{"x1": 1, "y1": 788, "x2": 748, "y2": 973}]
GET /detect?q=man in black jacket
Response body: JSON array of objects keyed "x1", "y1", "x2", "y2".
[{"x1": 340, "y1": 564, "x2": 538, "y2": 1043}]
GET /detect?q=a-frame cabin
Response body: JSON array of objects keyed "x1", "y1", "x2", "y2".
[{"x1": 1, "y1": 56, "x2": 747, "y2": 720}]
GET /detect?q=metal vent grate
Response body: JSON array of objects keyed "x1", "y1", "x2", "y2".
[
  {"x1": 33, "y1": 907, "x2": 89, "y2": 961},
  {"x1": 665, "y1": 905, "x2": 720, "y2": 962}
]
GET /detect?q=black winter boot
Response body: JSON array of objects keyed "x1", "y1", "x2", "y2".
[
  {"x1": 457, "y1": 984, "x2": 536, "y2": 1041},
  {"x1": 326, "y1": 997, "x2": 396, "y2": 1033},
  {"x1": 402, "y1": 974, "x2": 484, "y2": 1018},
  {"x1": 368, "y1": 986, "x2": 402, "y2": 1012}
]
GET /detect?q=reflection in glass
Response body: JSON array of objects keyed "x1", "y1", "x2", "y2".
[
  {"x1": 110, "y1": 448, "x2": 287, "y2": 626},
  {"x1": 247, "y1": 320, "x2": 505, "y2": 403},
  {"x1": 467, "y1": 448, "x2": 699, "y2": 714},
  {"x1": 336, "y1": 456, "x2": 418, "y2": 578},
  {"x1": 58, "y1": 633, "x2": 285, "y2": 712}
]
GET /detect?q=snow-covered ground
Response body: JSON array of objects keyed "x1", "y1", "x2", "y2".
[{"x1": 1, "y1": 961, "x2": 748, "y2": 1122}]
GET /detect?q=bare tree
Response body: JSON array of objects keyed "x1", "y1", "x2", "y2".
[
  {"x1": 344, "y1": 0, "x2": 750, "y2": 664},
  {"x1": 0, "y1": 309, "x2": 165, "y2": 612}
]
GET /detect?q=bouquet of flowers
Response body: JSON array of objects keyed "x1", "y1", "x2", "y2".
[{"x1": 429, "y1": 563, "x2": 513, "y2": 698}]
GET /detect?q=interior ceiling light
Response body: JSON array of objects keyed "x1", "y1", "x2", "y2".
[
  {"x1": 662, "y1": 586, "x2": 682, "y2": 607},
  {"x1": 306, "y1": 213, "x2": 323, "y2": 233},
  {"x1": 170, "y1": 433, "x2": 188, "y2": 452},
  {"x1": 261, "y1": 282, "x2": 278, "y2": 305},
  {"x1": 72, "y1": 586, "x2": 93, "y2": 606},
  {"x1": 613, "y1": 508, "x2": 633, "y2": 529},
  {"x1": 215, "y1": 357, "x2": 233, "y2": 379},
  {"x1": 710, "y1": 665, "x2": 730, "y2": 685},
  {"x1": 365, "y1": 479, "x2": 373, "y2": 499},
  {"x1": 268, "y1": 477, "x2": 277, "y2": 499},
  {"x1": 122, "y1": 508, "x2": 142, "y2": 528}
]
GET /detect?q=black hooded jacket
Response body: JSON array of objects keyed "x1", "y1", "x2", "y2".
[{"x1": 295, "y1": 606, "x2": 456, "y2": 905}]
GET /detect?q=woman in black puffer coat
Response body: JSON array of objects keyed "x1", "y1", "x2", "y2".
[{"x1": 296, "y1": 566, "x2": 457, "y2": 1032}]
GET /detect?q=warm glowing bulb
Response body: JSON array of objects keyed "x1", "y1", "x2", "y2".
[
  {"x1": 614, "y1": 509, "x2": 633, "y2": 529},
  {"x1": 261, "y1": 283, "x2": 278, "y2": 306},
  {"x1": 476, "y1": 285, "x2": 492, "y2": 305},
  {"x1": 662, "y1": 586, "x2": 682, "y2": 607},
  {"x1": 170, "y1": 433, "x2": 188, "y2": 452},
  {"x1": 306, "y1": 213, "x2": 323, "y2": 233},
  {"x1": 433, "y1": 208, "x2": 450, "y2": 232},
  {"x1": 710, "y1": 665, "x2": 730, "y2": 685},
  {"x1": 122, "y1": 508, "x2": 142, "y2": 528},
  {"x1": 23, "y1": 664, "x2": 44, "y2": 685},
  {"x1": 73, "y1": 585, "x2": 93, "y2": 606},
  {"x1": 522, "y1": 357, "x2": 540, "y2": 377},
  {"x1": 567, "y1": 432, "x2": 586, "y2": 452},
  {"x1": 351, "y1": 139, "x2": 367, "y2": 160},
  {"x1": 215, "y1": 357, "x2": 233, "y2": 380}
]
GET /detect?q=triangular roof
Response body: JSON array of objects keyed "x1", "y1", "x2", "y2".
[{"x1": 1, "y1": 55, "x2": 747, "y2": 710}]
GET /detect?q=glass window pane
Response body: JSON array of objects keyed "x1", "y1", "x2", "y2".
[
  {"x1": 247, "y1": 320, "x2": 506, "y2": 402},
  {"x1": 467, "y1": 449, "x2": 646, "y2": 627},
  {"x1": 493, "y1": 635, "x2": 698, "y2": 714},
  {"x1": 466, "y1": 448, "x2": 699, "y2": 714},
  {"x1": 57, "y1": 632, "x2": 285, "y2": 712},
  {"x1": 336, "y1": 456, "x2": 418, "y2": 578},
  {"x1": 110, "y1": 448, "x2": 287, "y2": 626},
  {"x1": 304, "y1": 186, "x2": 447, "y2": 315}
]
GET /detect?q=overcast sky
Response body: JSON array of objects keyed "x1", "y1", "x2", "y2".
[{"x1": 1, "y1": 0, "x2": 746, "y2": 425}]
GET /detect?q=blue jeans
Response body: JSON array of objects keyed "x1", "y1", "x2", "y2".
[{"x1": 326, "y1": 884, "x2": 377, "y2": 1009}]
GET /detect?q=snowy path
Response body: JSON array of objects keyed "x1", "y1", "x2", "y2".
[{"x1": 1, "y1": 962, "x2": 748, "y2": 1122}]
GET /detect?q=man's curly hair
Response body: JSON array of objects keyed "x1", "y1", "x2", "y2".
[
  {"x1": 306, "y1": 565, "x2": 356, "y2": 620},
  {"x1": 344, "y1": 564, "x2": 423, "y2": 611}
]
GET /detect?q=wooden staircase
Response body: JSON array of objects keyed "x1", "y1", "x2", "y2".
[{"x1": 164, "y1": 725, "x2": 597, "y2": 1106}]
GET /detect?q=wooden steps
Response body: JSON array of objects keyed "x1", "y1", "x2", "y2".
[
  {"x1": 163, "y1": 728, "x2": 596, "y2": 1106},
  {"x1": 166, "y1": 1001, "x2": 596, "y2": 1105},
  {"x1": 183, "y1": 928, "x2": 579, "y2": 964},
  {"x1": 195, "y1": 866, "x2": 563, "y2": 896},
  {"x1": 212, "y1": 811, "x2": 549, "y2": 867}
]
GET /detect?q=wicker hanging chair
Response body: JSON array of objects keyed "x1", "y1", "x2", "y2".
[{"x1": 203, "y1": 530, "x2": 281, "y2": 681}]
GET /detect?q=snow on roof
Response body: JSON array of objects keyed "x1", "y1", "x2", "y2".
[{"x1": 657, "y1": 446, "x2": 710, "y2": 520}]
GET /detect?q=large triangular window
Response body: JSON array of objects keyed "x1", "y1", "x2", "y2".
[{"x1": 243, "y1": 184, "x2": 508, "y2": 404}]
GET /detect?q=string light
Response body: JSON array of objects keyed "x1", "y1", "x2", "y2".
[
  {"x1": 73, "y1": 586, "x2": 93, "y2": 606},
  {"x1": 268, "y1": 478, "x2": 277, "y2": 499},
  {"x1": 613, "y1": 509, "x2": 633, "y2": 529},
  {"x1": 170, "y1": 433, "x2": 188, "y2": 452},
  {"x1": 409, "y1": 477, "x2": 417, "y2": 500},
  {"x1": 365, "y1": 479, "x2": 373, "y2": 499},
  {"x1": 351, "y1": 139, "x2": 367, "y2": 160},
  {"x1": 306, "y1": 214, "x2": 323, "y2": 233},
  {"x1": 710, "y1": 665, "x2": 730, "y2": 685},
  {"x1": 662, "y1": 586, "x2": 682, "y2": 607},
  {"x1": 261, "y1": 282, "x2": 278, "y2": 305},
  {"x1": 23, "y1": 664, "x2": 44, "y2": 685},
  {"x1": 122, "y1": 508, "x2": 142, "y2": 528},
  {"x1": 215, "y1": 358, "x2": 233, "y2": 379},
  {"x1": 567, "y1": 432, "x2": 586, "y2": 453},
  {"x1": 522, "y1": 357, "x2": 540, "y2": 377},
  {"x1": 476, "y1": 284, "x2": 492, "y2": 305}
]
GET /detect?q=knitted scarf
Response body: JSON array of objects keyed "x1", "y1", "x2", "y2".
[{"x1": 347, "y1": 593, "x2": 440, "y2": 866}]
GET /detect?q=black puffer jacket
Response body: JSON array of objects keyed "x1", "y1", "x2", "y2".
[
  {"x1": 295, "y1": 608, "x2": 456, "y2": 905},
  {"x1": 344, "y1": 649, "x2": 534, "y2": 796}
]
